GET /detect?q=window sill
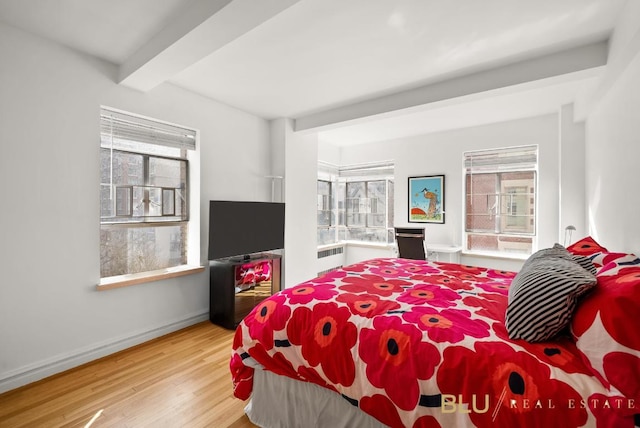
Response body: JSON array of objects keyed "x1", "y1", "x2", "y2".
[
  {"x1": 97, "y1": 265, "x2": 206, "y2": 291},
  {"x1": 343, "y1": 240, "x2": 395, "y2": 250},
  {"x1": 318, "y1": 241, "x2": 395, "y2": 250},
  {"x1": 462, "y1": 250, "x2": 530, "y2": 261}
]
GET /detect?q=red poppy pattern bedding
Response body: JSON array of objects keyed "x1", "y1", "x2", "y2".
[{"x1": 230, "y1": 258, "x2": 638, "y2": 427}]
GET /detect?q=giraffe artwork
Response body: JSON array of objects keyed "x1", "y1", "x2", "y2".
[{"x1": 408, "y1": 175, "x2": 445, "y2": 224}]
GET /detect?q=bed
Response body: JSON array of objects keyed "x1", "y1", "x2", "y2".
[{"x1": 230, "y1": 237, "x2": 640, "y2": 428}]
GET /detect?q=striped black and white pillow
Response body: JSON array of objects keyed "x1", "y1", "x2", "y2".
[
  {"x1": 506, "y1": 252, "x2": 597, "y2": 342},
  {"x1": 571, "y1": 254, "x2": 597, "y2": 275}
]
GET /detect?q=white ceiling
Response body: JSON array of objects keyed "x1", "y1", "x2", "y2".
[
  {"x1": 0, "y1": 0, "x2": 628, "y2": 146},
  {"x1": 0, "y1": 0, "x2": 190, "y2": 64}
]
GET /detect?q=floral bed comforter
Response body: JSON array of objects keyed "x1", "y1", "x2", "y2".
[{"x1": 230, "y1": 258, "x2": 636, "y2": 427}]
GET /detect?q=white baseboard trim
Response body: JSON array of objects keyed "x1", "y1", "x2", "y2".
[{"x1": 0, "y1": 311, "x2": 209, "y2": 394}]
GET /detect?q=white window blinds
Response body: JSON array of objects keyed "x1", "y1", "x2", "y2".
[
  {"x1": 464, "y1": 145, "x2": 537, "y2": 173},
  {"x1": 337, "y1": 161, "x2": 395, "y2": 179},
  {"x1": 100, "y1": 108, "x2": 196, "y2": 151}
]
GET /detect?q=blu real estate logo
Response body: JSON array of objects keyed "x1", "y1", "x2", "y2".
[
  {"x1": 441, "y1": 394, "x2": 491, "y2": 414},
  {"x1": 441, "y1": 390, "x2": 637, "y2": 422}
]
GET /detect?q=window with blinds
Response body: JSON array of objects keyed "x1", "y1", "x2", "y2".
[
  {"x1": 99, "y1": 108, "x2": 196, "y2": 279},
  {"x1": 464, "y1": 145, "x2": 537, "y2": 255},
  {"x1": 317, "y1": 161, "x2": 395, "y2": 245}
]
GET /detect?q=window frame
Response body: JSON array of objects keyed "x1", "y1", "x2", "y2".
[
  {"x1": 463, "y1": 145, "x2": 538, "y2": 257},
  {"x1": 100, "y1": 147, "x2": 189, "y2": 224},
  {"x1": 98, "y1": 107, "x2": 202, "y2": 288},
  {"x1": 345, "y1": 179, "x2": 388, "y2": 228},
  {"x1": 344, "y1": 178, "x2": 394, "y2": 244},
  {"x1": 317, "y1": 179, "x2": 333, "y2": 227},
  {"x1": 317, "y1": 161, "x2": 395, "y2": 246}
]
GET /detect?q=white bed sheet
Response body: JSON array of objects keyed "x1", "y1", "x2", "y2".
[{"x1": 245, "y1": 368, "x2": 388, "y2": 428}]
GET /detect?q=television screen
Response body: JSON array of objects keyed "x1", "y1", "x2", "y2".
[{"x1": 208, "y1": 200, "x2": 285, "y2": 260}]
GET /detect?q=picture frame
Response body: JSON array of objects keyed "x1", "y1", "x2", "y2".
[{"x1": 408, "y1": 175, "x2": 445, "y2": 224}]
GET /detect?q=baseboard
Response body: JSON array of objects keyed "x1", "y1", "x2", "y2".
[{"x1": 0, "y1": 311, "x2": 209, "y2": 394}]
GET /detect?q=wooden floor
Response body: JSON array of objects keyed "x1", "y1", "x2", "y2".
[{"x1": 0, "y1": 322, "x2": 258, "y2": 428}]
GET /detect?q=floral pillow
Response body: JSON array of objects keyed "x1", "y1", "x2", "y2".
[
  {"x1": 570, "y1": 258, "x2": 640, "y2": 403},
  {"x1": 566, "y1": 236, "x2": 608, "y2": 256},
  {"x1": 596, "y1": 254, "x2": 640, "y2": 277},
  {"x1": 566, "y1": 236, "x2": 633, "y2": 269}
]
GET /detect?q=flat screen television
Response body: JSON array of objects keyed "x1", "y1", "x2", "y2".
[{"x1": 208, "y1": 200, "x2": 285, "y2": 260}]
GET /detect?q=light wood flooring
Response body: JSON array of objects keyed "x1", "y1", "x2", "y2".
[{"x1": 0, "y1": 322, "x2": 258, "y2": 428}]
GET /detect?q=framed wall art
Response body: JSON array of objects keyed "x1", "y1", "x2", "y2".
[{"x1": 408, "y1": 175, "x2": 445, "y2": 224}]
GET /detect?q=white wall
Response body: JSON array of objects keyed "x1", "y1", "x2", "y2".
[
  {"x1": 318, "y1": 141, "x2": 341, "y2": 165},
  {"x1": 344, "y1": 244, "x2": 395, "y2": 266},
  {"x1": 335, "y1": 114, "x2": 566, "y2": 271},
  {"x1": 269, "y1": 118, "x2": 286, "y2": 203},
  {"x1": 581, "y1": 3, "x2": 640, "y2": 256},
  {"x1": 271, "y1": 120, "x2": 320, "y2": 288},
  {"x1": 0, "y1": 23, "x2": 271, "y2": 392},
  {"x1": 559, "y1": 104, "x2": 587, "y2": 242},
  {"x1": 585, "y1": 49, "x2": 640, "y2": 255},
  {"x1": 581, "y1": 2, "x2": 640, "y2": 256}
]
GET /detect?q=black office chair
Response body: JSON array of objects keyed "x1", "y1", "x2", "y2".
[{"x1": 394, "y1": 227, "x2": 426, "y2": 260}]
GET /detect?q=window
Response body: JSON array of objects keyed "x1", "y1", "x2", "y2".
[
  {"x1": 464, "y1": 146, "x2": 537, "y2": 256},
  {"x1": 317, "y1": 180, "x2": 335, "y2": 245},
  {"x1": 345, "y1": 180, "x2": 392, "y2": 242},
  {"x1": 100, "y1": 108, "x2": 196, "y2": 280},
  {"x1": 317, "y1": 180, "x2": 333, "y2": 227},
  {"x1": 317, "y1": 162, "x2": 394, "y2": 245}
]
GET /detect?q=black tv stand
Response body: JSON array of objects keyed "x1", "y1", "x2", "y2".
[{"x1": 209, "y1": 253, "x2": 282, "y2": 329}]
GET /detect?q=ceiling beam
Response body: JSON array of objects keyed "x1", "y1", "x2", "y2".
[
  {"x1": 295, "y1": 40, "x2": 608, "y2": 132},
  {"x1": 119, "y1": 0, "x2": 301, "y2": 91}
]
